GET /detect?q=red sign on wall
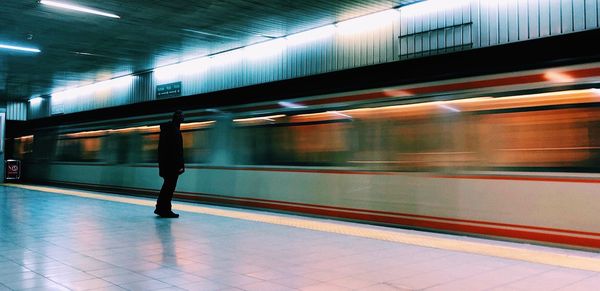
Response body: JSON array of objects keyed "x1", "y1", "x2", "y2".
[{"x1": 5, "y1": 160, "x2": 20, "y2": 180}]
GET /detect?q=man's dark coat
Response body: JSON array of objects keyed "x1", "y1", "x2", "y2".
[{"x1": 158, "y1": 122, "x2": 184, "y2": 177}]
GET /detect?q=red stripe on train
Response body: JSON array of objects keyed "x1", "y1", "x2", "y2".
[
  {"x1": 432, "y1": 174, "x2": 600, "y2": 184},
  {"x1": 174, "y1": 192, "x2": 600, "y2": 249},
  {"x1": 405, "y1": 74, "x2": 547, "y2": 95}
]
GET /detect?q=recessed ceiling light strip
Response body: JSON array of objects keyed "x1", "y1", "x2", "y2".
[
  {"x1": 0, "y1": 44, "x2": 41, "y2": 53},
  {"x1": 40, "y1": 0, "x2": 120, "y2": 18}
]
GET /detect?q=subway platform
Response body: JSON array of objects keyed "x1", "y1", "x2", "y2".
[{"x1": 1, "y1": 184, "x2": 600, "y2": 291}]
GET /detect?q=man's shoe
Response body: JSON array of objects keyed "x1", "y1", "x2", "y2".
[
  {"x1": 155, "y1": 210, "x2": 179, "y2": 218},
  {"x1": 162, "y1": 211, "x2": 179, "y2": 218}
]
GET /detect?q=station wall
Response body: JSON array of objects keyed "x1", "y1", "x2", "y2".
[{"x1": 27, "y1": 0, "x2": 600, "y2": 119}]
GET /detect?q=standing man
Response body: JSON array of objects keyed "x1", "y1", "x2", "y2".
[{"x1": 155, "y1": 110, "x2": 185, "y2": 218}]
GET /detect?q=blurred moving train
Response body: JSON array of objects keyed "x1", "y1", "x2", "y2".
[{"x1": 12, "y1": 62, "x2": 600, "y2": 249}]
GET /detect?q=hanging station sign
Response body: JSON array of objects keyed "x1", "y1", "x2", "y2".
[{"x1": 156, "y1": 81, "x2": 182, "y2": 99}]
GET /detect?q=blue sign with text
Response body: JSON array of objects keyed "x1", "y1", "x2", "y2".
[{"x1": 156, "y1": 82, "x2": 182, "y2": 99}]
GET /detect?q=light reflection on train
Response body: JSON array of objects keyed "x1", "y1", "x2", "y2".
[{"x1": 13, "y1": 88, "x2": 600, "y2": 249}]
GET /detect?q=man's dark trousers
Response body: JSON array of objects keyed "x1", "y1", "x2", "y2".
[{"x1": 156, "y1": 174, "x2": 179, "y2": 212}]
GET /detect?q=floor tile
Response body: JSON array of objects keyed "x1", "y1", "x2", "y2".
[
  {"x1": 117, "y1": 279, "x2": 174, "y2": 290},
  {"x1": 175, "y1": 279, "x2": 230, "y2": 290},
  {"x1": 299, "y1": 283, "x2": 352, "y2": 291},
  {"x1": 505, "y1": 268, "x2": 596, "y2": 290},
  {"x1": 556, "y1": 274, "x2": 600, "y2": 290},
  {"x1": 101, "y1": 273, "x2": 150, "y2": 285},
  {"x1": 270, "y1": 275, "x2": 321, "y2": 289},
  {"x1": 58, "y1": 278, "x2": 116, "y2": 290},
  {"x1": 240, "y1": 281, "x2": 295, "y2": 291}
]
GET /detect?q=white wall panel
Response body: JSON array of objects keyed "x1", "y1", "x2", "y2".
[
  {"x1": 550, "y1": 0, "x2": 563, "y2": 34},
  {"x1": 135, "y1": 73, "x2": 154, "y2": 103},
  {"x1": 400, "y1": 13, "x2": 409, "y2": 59},
  {"x1": 529, "y1": 0, "x2": 540, "y2": 38},
  {"x1": 540, "y1": 0, "x2": 551, "y2": 36},
  {"x1": 6, "y1": 102, "x2": 27, "y2": 121},
  {"x1": 507, "y1": 0, "x2": 520, "y2": 41},
  {"x1": 518, "y1": 0, "x2": 530, "y2": 39},
  {"x1": 463, "y1": 4, "x2": 473, "y2": 46},
  {"x1": 574, "y1": 0, "x2": 586, "y2": 30},
  {"x1": 584, "y1": 0, "x2": 598, "y2": 28},
  {"x1": 498, "y1": 0, "x2": 509, "y2": 43},
  {"x1": 452, "y1": 9, "x2": 460, "y2": 49},
  {"x1": 445, "y1": 8, "x2": 454, "y2": 48},
  {"x1": 310, "y1": 41, "x2": 321, "y2": 75},
  {"x1": 562, "y1": 0, "x2": 575, "y2": 32},
  {"x1": 489, "y1": 1, "x2": 500, "y2": 45},
  {"x1": 480, "y1": 1, "x2": 491, "y2": 46}
]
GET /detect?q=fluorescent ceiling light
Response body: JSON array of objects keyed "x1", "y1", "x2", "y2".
[
  {"x1": 40, "y1": 0, "x2": 120, "y2": 18},
  {"x1": 0, "y1": 44, "x2": 41, "y2": 53},
  {"x1": 337, "y1": 9, "x2": 399, "y2": 33},
  {"x1": 401, "y1": 0, "x2": 470, "y2": 16},
  {"x1": 52, "y1": 75, "x2": 134, "y2": 101},
  {"x1": 244, "y1": 38, "x2": 287, "y2": 59},
  {"x1": 154, "y1": 57, "x2": 211, "y2": 80},
  {"x1": 93, "y1": 75, "x2": 134, "y2": 89},
  {"x1": 286, "y1": 25, "x2": 336, "y2": 46},
  {"x1": 181, "y1": 29, "x2": 237, "y2": 40},
  {"x1": 212, "y1": 49, "x2": 244, "y2": 65},
  {"x1": 52, "y1": 89, "x2": 77, "y2": 102},
  {"x1": 29, "y1": 97, "x2": 44, "y2": 105}
]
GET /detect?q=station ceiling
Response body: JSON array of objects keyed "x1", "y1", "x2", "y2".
[{"x1": 0, "y1": 0, "x2": 422, "y2": 101}]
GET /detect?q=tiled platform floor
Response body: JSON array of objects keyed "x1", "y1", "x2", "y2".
[{"x1": 1, "y1": 184, "x2": 600, "y2": 291}]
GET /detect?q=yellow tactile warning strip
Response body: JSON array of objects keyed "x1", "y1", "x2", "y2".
[{"x1": 6, "y1": 183, "x2": 600, "y2": 272}]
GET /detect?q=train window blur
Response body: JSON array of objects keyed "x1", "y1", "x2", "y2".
[
  {"x1": 291, "y1": 122, "x2": 350, "y2": 166},
  {"x1": 81, "y1": 138, "x2": 102, "y2": 161},
  {"x1": 113, "y1": 134, "x2": 131, "y2": 164},
  {"x1": 182, "y1": 129, "x2": 211, "y2": 164},
  {"x1": 348, "y1": 105, "x2": 478, "y2": 171},
  {"x1": 233, "y1": 115, "x2": 351, "y2": 166},
  {"x1": 233, "y1": 125, "x2": 289, "y2": 165},
  {"x1": 389, "y1": 116, "x2": 478, "y2": 171},
  {"x1": 478, "y1": 107, "x2": 600, "y2": 171},
  {"x1": 230, "y1": 98, "x2": 600, "y2": 170},
  {"x1": 14, "y1": 135, "x2": 34, "y2": 160},
  {"x1": 56, "y1": 137, "x2": 103, "y2": 162},
  {"x1": 141, "y1": 133, "x2": 159, "y2": 163},
  {"x1": 56, "y1": 139, "x2": 78, "y2": 162}
]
